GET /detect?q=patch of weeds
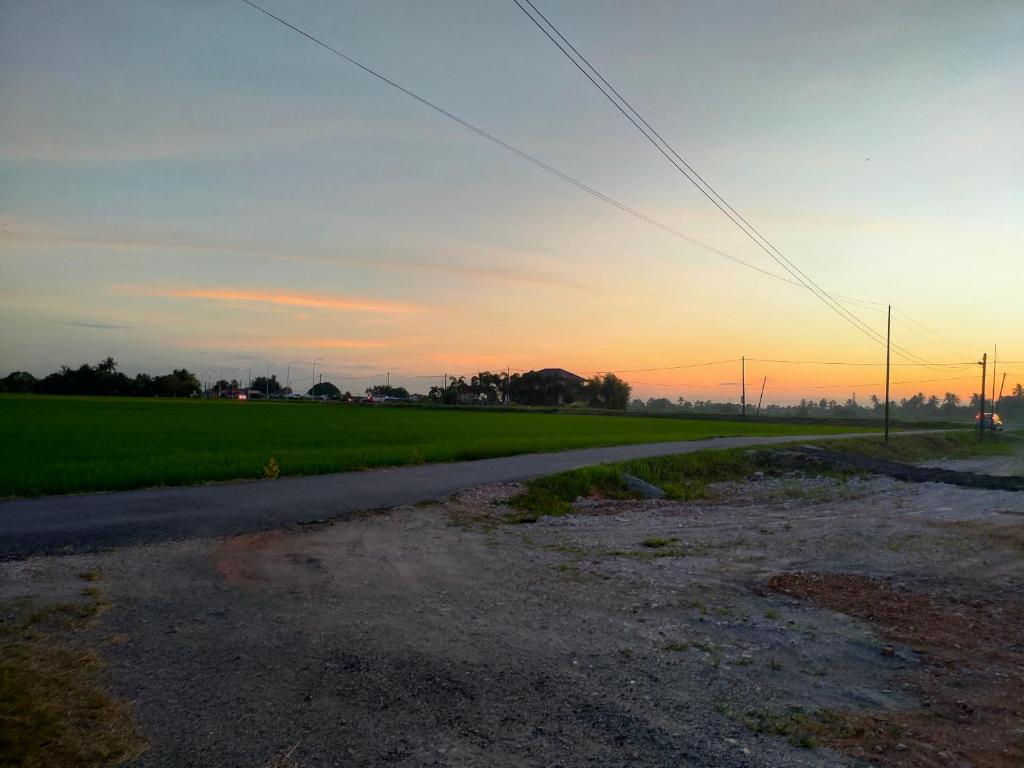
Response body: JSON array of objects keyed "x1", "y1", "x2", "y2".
[
  {"x1": 743, "y1": 708, "x2": 821, "y2": 749},
  {"x1": 764, "y1": 608, "x2": 779, "y2": 620},
  {"x1": 663, "y1": 641, "x2": 689, "y2": 652},
  {"x1": 0, "y1": 590, "x2": 146, "y2": 766},
  {"x1": 413, "y1": 498, "x2": 439, "y2": 507},
  {"x1": 640, "y1": 537, "x2": 677, "y2": 548},
  {"x1": 507, "y1": 448, "x2": 764, "y2": 521},
  {"x1": 78, "y1": 571, "x2": 104, "y2": 582},
  {"x1": 262, "y1": 457, "x2": 280, "y2": 479},
  {"x1": 682, "y1": 599, "x2": 709, "y2": 615},
  {"x1": 825, "y1": 431, "x2": 1023, "y2": 463},
  {"x1": 768, "y1": 658, "x2": 783, "y2": 671}
]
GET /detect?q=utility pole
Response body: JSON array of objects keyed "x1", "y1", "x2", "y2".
[
  {"x1": 978, "y1": 352, "x2": 987, "y2": 437},
  {"x1": 387, "y1": 371, "x2": 390, "y2": 390},
  {"x1": 884, "y1": 305, "x2": 891, "y2": 444},
  {"x1": 991, "y1": 345, "x2": 997, "y2": 426},
  {"x1": 741, "y1": 356, "x2": 746, "y2": 417},
  {"x1": 756, "y1": 376, "x2": 767, "y2": 416},
  {"x1": 996, "y1": 372, "x2": 1007, "y2": 415}
]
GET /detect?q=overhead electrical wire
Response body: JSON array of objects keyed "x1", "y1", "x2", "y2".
[
  {"x1": 239, "y1": 0, "x2": 802, "y2": 287},
  {"x1": 511, "y1": 0, "x2": 954, "y2": 371},
  {"x1": 241, "y1": 0, "x2": 983, "y2": 372}
]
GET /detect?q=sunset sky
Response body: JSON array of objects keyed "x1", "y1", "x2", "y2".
[{"x1": 1, "y1": 1, "x2": 1021, "y2": 402}]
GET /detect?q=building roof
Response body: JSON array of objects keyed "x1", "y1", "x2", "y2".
[{"x1": 534, "y1": 368, "x2": 586, "y2": 384}]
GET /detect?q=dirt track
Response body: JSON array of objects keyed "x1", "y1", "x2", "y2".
[{"x1": 2, "y1": 461, "x2": 1023, "y2": 767}]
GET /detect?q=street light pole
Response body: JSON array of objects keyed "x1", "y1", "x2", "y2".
[
  {"x1": 285, "y1": 360, "x2": 301, "y2": 394},
  {"x1": 312, "y1": 358, "x2": 323, "y2": 399}
]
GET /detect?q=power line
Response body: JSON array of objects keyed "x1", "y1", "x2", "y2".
[
  {"x1": 241, "y1": 1, "x2": 979, "y2": 372},
  {"x1": 597, "y1": 358, "x2": 740, "y2": 374},
  {"x1": 745, "y1": 358, "x2": 974, "y2": 368},
  {"x1": 238, "y1": 0, "x2": 806, "y2": 286},
  {"x1": 512, "y1": 0, "x2": 951, "y2": 370}
]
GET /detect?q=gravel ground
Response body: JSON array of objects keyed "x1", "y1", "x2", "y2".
[{"x1": 3, "y1": 466, "x2": 1023, "y2": 767}]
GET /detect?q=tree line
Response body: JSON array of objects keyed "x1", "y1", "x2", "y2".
[
  {"x1": 0, "y1": 360, "x2": 632, "y2": 409},
  {"x1": 426, "y1": 371, "x2": 631, "y2": 410},
  {"x1": 631, "y1": 387, "x2": 1024, "y2": 421},
  {"x1": 1, "y1": 358, "x2": 201, "y2": 398}
]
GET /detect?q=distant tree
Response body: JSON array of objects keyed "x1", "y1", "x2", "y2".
[
  {"x1": 1, "y1": 371, "x2": 37, "y2": 393},
  {"x1": 309, "y1": 381, "x2": 341, "y2": 398},
  {"x1": 366, "y1": 384, "x2": 410, "y2": 399},
  {"x1": 250, "y1": 375, "x2": 282, "y2": 396},
  {"x1": 584, "y1": 373, "x2": 631, "y2": 410},
  {"x1": 940, "y1": 392, "x2": 960, "y2": 415}
]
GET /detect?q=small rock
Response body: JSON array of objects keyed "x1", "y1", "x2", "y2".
[
  {"x1": 881, "y1": 646, "x2": 895, "y2": 657},
  {"x1": 622, "y1": 474, "x2": 666, "y2": 499}
]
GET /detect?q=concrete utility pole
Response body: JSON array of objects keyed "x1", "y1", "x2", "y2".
[
  {"x1": 756, "y1": 376, "x2": 767, "y2": 416},
  {"x1": 741, "y1": 356, "x2": 746, "y2": 417},
  {"x1": 978, "y1": 352, "x2": 987, "y2": 437},
  {"x1": 884, "y1": 305, "x2": 891, "y2": 444},
  {"x1": 991, "y1": 345, "x2": 997, "y2": 424},
  {"x1": 996, "y1": 372, "x2": 1007, "y2": 415}
]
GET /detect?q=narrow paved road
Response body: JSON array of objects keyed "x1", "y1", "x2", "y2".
[{"x1": 0, "y1": 432, "x2": 873, "y2": 560}]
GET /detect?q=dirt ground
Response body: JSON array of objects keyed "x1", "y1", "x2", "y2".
[{"x1": 2, "y1": 458, "x2": 1023, "y2": 767}]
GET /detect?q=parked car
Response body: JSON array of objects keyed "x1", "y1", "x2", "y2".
[{"x1": 975, "y1": 412, "x2": 1003, "y2": 431}]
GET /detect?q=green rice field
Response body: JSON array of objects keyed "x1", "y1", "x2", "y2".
[{"x1": 0, "y1": 395, "x2": 877, "y2": 497}]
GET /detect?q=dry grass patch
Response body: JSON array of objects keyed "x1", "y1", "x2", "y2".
[{"x1": 0, "y1": 590, "x2": 146, "y2": 767}]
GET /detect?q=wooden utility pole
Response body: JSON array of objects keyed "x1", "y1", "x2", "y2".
[
  {"x1": 756, "y1": 376, "x2": 767, "y2": 416},
  {"x1": 741, "y1": 356, "x2": 746, "y2": 417},
  {"x1": 978, "y1": 352, "x2": 987, "y2": 437},
  {"x1": 884, "y1": 305, "x2": 891, "y2": 444}
]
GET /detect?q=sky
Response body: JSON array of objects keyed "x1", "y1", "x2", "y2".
[{"x1": 1, "y1": 0, "x2": 1022, "y2": 403}]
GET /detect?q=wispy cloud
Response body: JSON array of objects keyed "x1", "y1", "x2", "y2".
[
  {"x1": 62, "y1": 321, "x2": 133, "y2": 330},
  {"x1": 192, "y1": 338, "x2": 390, "y2": 350},
  {"x1": 158, "y1": 288, "x2": 420, "y2": 315},
  {"x1": 2, "y1": 226, "x2": 589, "y2": 291}
]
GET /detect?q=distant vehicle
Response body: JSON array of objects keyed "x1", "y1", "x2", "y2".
[{"x1": 975, "y1": 412, "x2": 1003, "y2": 431}]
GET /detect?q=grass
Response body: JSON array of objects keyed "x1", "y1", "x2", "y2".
[
  {"x1": 0, "y1": 588, "x2": 146, "y2": 767},
  {"x1": 821, "y1": 430, "x2": 1023, "y2": 463},
  {"x1": 507, "y1": 447, "x2": 767, "y2": 522},
  {"x1": 743, "y1": 708, "x2": 821, "y2": 749},
  {"x1": 0, "y1": 395, "x2": 874, "y2": 497},
  {"x1": 505, "y1": 430, "x2": 1001, "y2": 523}
]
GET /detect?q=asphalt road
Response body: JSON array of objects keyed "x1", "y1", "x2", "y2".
[{"x1": 0, "y1": 432, "x2": 873, "y2": 560}]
